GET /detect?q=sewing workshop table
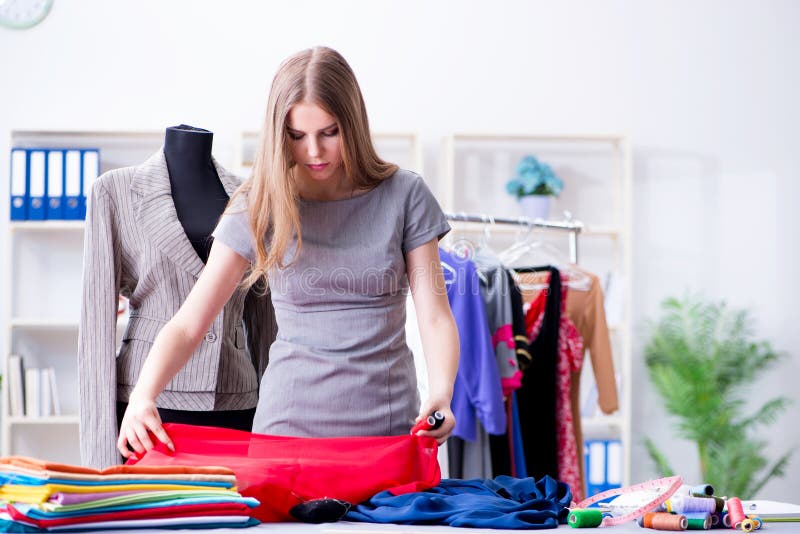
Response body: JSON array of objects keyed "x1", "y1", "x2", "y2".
[{"x1": 101, "y1": 520, "x2": 799, "y2": 532}]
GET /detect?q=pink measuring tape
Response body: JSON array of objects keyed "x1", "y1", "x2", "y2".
[{"x1": 574, "y1": 475, "x2": 684, "y2": 526}]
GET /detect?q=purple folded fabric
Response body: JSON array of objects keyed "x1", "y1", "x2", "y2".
[{"x1": 48, "y1": 490, "x2": 143, "y2": 505}]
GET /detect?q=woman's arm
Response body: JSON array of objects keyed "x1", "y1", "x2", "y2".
[
  {"x1": 117, "y1": 240, "x2": 249, "y2": 458},
  {"x1": 406, "y1": 238, "x2": 459, "y2": 444}
]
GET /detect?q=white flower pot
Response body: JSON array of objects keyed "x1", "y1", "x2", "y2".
[{"x1": 518, "y1": 195, "x2": 551, "y2": 220}]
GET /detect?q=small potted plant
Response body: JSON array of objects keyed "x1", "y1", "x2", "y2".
[{"x1": 505, "y1": 155, "x2": 563, "y2": 220}]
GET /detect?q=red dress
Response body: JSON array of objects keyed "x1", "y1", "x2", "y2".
[{"x1": 525, "y1": 276, "x2": 585, "y2": 502}]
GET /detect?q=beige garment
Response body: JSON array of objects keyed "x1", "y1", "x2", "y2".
[{"x1": 516, "y1": 268, "x2": 618, "y2": 497}]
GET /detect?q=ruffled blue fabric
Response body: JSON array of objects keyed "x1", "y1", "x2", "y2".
[{"x1": 346, "y1": 475, "x2": 571, "y2": 529}]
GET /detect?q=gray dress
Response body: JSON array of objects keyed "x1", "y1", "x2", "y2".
[{"x1": 212, "y1": 169, "x2": 450, "y2": 437}]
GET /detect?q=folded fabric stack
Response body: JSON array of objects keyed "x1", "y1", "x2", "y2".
[{"x1": 0, "y1": 456, "x2": 260, "y2": 532}]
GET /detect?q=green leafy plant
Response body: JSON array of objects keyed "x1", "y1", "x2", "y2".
[{"x1": 644, "y1": 296, "x2": 793, "y2": 498}]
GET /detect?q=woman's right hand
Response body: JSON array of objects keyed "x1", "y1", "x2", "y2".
[{"x1": 117, "y1": 395, "x2": 174, "y2": 460}]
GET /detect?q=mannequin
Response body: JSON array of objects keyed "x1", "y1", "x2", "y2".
[
  {"x1": 115, "y1": 125, "x2": 256, "y2": 431},
  {"x1": 164, "y1": 125, "x2": 230, "y2": 263},
  {"x1": 79, "y1": 125, "x2": 277, "y2": 468}
]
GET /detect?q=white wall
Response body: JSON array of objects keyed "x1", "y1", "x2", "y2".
[{"x1": 2, "y1": 0, "x2": 797, "y2": 498}]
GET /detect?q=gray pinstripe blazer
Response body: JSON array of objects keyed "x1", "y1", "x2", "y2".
[{"x1": 78, "y1": 149, "x2": 276, "y2": 468}]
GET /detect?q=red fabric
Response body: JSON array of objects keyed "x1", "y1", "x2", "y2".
[
  {"x1": 525, "y1": 276, "x2": 585, "y2": 502},
  {"x1": 6, "y1": 502, "x2": 251, "y2": 528},
  {"x1": 127, "y1": 423, "x2": 441, "y2": 522}
]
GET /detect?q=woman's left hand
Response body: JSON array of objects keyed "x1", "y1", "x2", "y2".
[{"x1": 412, "y1": 399, "x2": 455, "y2": 444}]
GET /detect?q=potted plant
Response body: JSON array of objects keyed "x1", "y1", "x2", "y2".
[
  {"x1": 505, "y1": 155, "x2": 563, "y2": 220},
  {"x1": 644, "y1": 296, "x2": 793, "y2": 498}
]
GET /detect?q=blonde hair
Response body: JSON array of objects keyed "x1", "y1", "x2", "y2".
[{"x1": 232, "y1": 47, "x2": 398, "y2": 289}]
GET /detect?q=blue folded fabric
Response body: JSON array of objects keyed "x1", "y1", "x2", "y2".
[{"x1": 346, "y1": 475, "x2": 571, "y2": 529}]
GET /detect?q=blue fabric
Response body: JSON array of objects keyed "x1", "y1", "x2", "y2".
[
  {"x1": 346, "y1": 475, "x2": 571, "y2": 529},
  {"x1": 439, "y1": 249, "x2": 506, "y2": 441},
  {"x1": 511, "y1": 392, "x2": 527, "y2": 478}
]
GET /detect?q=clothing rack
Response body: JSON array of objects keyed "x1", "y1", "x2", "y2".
[{"x1": 444, "y1": 212, "x2": 584, "y2": 263}]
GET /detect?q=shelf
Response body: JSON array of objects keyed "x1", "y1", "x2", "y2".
[
  {"x1": 582, "y1": 415, "x2": 623, "y2": 429},
  {"x1": 7, "y1": 415, "x2": 80, "y2": 425},
  {"x1": 448, "y1": 220, "x2": 622, "y2": 237},
  {"x1": 12, "y1": 130, "x2": 161, "y2": 139},
  {"x1": 10, "y1": 221, "x2": 85, "y2": 232},
  {"x1": 450, "y1": 132, "x2": 626, "y2": 144}
]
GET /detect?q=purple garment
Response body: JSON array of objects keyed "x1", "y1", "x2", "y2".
[
  {"x1": 48, "y1": 490, "x2": 143, "y2": 505},
  {"x1": 440, "y1": 249, "x2": 506, "y2": 441}
]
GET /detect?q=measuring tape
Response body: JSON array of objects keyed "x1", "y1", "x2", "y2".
[{"x1": 574, "y1": 475, "x2": 684, "y2": 527}]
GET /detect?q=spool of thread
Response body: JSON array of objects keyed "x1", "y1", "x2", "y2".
[
  {"x1": 642, "y1": 512, "x2": 660, "y2": 528},
  {"x1": 567, "y1": 509, "x2": 603, "y2": 528},
  {"x1": 651, "y1": 513, "x2": 688, "y2": 531},
  {"x1": 685, "y1": 512, "x2": 711, "y2": 530},
  {"x1": 747, "y1": 516, "x2": 762, "y2": 530},
  {"x1": 727, "y1": 498, "x2": 746, "y2": 529},
  {"x1": 690, "y1": 494, "x2": 725, "y2": 513},
  {"x1": 739, "y1": 518, "x2": 755, "y2": 532},
  {"x1": 709, "y1": 512, "x2": 720, "y2": 527},
  {"x1": 666, "y1": 495, "x2": 717, "y2": 514},
  {"x1": 410, "y1": 411, "x2": 445, "y2": 434},
  {"x1": 690, "y1": 484, "x2": 715, "y2": 496},
  {"x1": 720, "y1": 511, "x2": 731, "y2": 528},
  {"x1": 642, "y1": 512, "x2": 682, "y2": 529}
]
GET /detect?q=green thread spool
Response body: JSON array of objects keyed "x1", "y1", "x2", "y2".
[
  {"x1": 687, "y1": 517, "x2": 710, "y2": 530},
  {"x1": 568, "y1": 509, "x2": 603, "y2": 528}
]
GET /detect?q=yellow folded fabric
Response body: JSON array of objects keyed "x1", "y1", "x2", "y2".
[{"x1": 0, "y1": 483, "x2": 240, "y2": 504}]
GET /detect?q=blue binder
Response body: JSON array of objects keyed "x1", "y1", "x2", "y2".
[
  {"x1": 27, "y1": 150, "x2": 47, "y2": 220},
  {"x1": 10, "y1": 148, "x2": 28, "y2": 221},
  {"x1": 80, "y1": 149, "x2": 100, "y2": 219},
  {"x1": 63, "y1": 149, "x2": 82, "y2": 220},
  {"x1": 585, "y1": 439, "x2": 622, "y2": 498},
  {"x1": 46, "y1": 149, "x2": 64, "y2": 220}
]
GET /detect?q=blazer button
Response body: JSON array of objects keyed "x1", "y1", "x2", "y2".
[{"x1": 205, "y1": 332, "x2": 217, "y2": 343}]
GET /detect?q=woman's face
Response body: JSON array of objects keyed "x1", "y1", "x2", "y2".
[{"x1": 287, "y1": 101, "x2": 345, "y2": 185}]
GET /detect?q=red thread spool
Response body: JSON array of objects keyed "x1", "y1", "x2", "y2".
[
  {"x1": 727, "y1": 497, "x2": 746, "y2": 528},
  {"x1": 651, "y1": 513, "x2": 688, "y2": 530}
]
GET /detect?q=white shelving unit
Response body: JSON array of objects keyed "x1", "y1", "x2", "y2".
[
  {"x1": 440, "y1": 133, "x2": 633, "y2": 487},
  {"x1": 2, "y1": 130, "x2": 166, "y2": 464},
  {"x1": 2, "y1": 128, "x2": 424, "y2": 464}
]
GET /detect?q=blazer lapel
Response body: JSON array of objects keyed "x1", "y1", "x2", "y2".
[{"x1": 131, "y1": 149, "x2": 207, "y2": 278}]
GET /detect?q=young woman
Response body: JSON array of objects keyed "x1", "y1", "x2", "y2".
[{"x1": 117, "y1": 47, "x2": 459, "y2": 458}]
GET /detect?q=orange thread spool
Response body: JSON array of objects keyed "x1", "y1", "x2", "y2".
[
  {"x1": 643, "y1": 512, "x2": 672, "y2": 528},
  {"x1": 651, "y1": 513, "x2": 688, "y2": 530},
  {"x1": 727, "y1": 497, "x2": 746, "y2": 528}
]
